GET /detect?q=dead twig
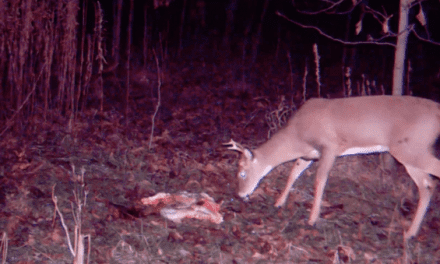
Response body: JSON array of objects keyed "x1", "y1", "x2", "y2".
[
  {"x1": 0, "y1": 232, "x2": 7, "y2": 264},
  {"x1": 149, "y1": 49, "x2": 162, "y2": 150},
  {"x1": 276, "y1": 11, "x2": 396, "y2": 47},
  {"x1": 0, "y1": 63, "x2": 46, "y2": 137},
  {"x1": 52, "y1": 166, "x2": 91, "y2": 264}
]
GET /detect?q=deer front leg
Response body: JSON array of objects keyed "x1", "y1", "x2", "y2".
[
  {"x1": 309, "y1": 151, "x2": 337, "y2": 225},
  {"x1": 275, "y1": 159, "x2": 313, "y2": 207}
]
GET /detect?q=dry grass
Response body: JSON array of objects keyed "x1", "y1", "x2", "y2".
[{"x1": 0, "y1": 0, "x2": 104, "y2": 130}]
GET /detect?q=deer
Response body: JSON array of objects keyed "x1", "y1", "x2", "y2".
[{"x1": 224, "y1": 95, "x2": 440, "y2": 240}]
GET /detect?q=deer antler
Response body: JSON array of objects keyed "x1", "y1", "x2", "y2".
[{"x1": 223, "y1": 139, "x2": 245, "y2": 153}]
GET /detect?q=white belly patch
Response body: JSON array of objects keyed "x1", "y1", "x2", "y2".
[{"x1": 340, "y1": 145, "x2": 389, "y2": 156}]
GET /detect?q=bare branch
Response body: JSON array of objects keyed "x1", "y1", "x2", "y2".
[
  {"x1": 52, "y1": 185, "x2": 75, "y2": 256},
  {"x1": 276, "y1": 12, "x2": 396, "y2": 47},
  {"x1": 363, "y1": 5, "x2": 394, "y2": 34},
  {"x1": 1, "y1": 232, "x2": 7, "y2": 264},
  {"x1": 409, "y1": 0, "x2": 429, "y2": 9},
  {"x1": 410, "y1": 25, "x2": 440, "y2": 46},
  {"x1": 297, "y1": 0, "x2": 361, "y2": 15},
  {"x1": 363, "y1": 5, "x2": 389, "y2": 21},
  {"x1": 0, "y1": 63, "x2": 46, "y2": 137},
  {"x1": 298, "y1": 0, "x2": 343, "y2": 15},
  {"x1": 149, "y1": 49, "x2": 162, "y2": 151}
]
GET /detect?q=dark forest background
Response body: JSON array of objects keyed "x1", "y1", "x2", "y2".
[{"x1": 1, "y1": 0, "x2": 440, "y2": 132}]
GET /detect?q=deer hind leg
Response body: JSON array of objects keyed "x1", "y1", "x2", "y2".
[
  {"x1": 402, "y1": 164, "x2": 435, "y2": 240},
  {"x1": 308, "y1": 151, "x2": 337, "y2": 225},
  {"x1": 275, "y1": 159, "x2": 313, "y2": 207}
]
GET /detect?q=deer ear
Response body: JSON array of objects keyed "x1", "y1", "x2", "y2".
[{"x1": 244, "y1": 148, "x2": 253, "y2": 160}]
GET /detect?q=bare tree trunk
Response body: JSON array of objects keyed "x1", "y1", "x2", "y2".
[
  {"x1": 17, "y1": 0, "x2": 32, "y2": 118},
  {"x1": 341, "y1": 12, "x2": 353, "y2": 98},
  {"x1": 76, "y1": 0, "x2": 88, "y2": 118},
  {"x1": 242, "y1": 19, "x2": 252, "y2": 72},
  {"x1": 112, "y1": 0, "x2": 123, "y2": 64},
  {"x1": 143, "y1": 4, "x2": 149, "y2": 66},
  {"x1": 223, "y1": 0, "x2": 237, "y2": 51},
  {"x1": 66, "y1": 0, "x2": 78, "y2": 124},
  {"x1": 251, "y1": 0, "x2": 269, "y2": 64},
  {"x1": 392, "y1": 0, "x2": 415, "y2": 95},
  {"x1": 95, "y1": 1, "x2": 104, "y2": 113},
  {"x1": 178, "y1": 0, "x2": 187, "y2": 57},
  {"x1": 125, "y1": 0, "x2": 134, "y2": 125},
  {"x1": 82, "y1": 36, "x2": 93, "y2": 112},
  {"x1": 43, "y1": 11, "x2": 55, "y2": 121}
]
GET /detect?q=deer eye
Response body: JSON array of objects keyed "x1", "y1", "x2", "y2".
[{"x1": 239, "y1": 171, "x2": 246, "y2": 179}]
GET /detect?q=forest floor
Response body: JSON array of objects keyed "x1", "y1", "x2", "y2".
[{"x1": 1, "y1": 55, "x2": 440, "y2": 263}]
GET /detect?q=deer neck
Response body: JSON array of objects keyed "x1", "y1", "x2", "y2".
[{"x1": 255, "y1": 128, "x2": 303, "y2": 167}]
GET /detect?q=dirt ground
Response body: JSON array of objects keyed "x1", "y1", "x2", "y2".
[{"x1": 1, "y1": 57, "x2": 440, "y2": 263}]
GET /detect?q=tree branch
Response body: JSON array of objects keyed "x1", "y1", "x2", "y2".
[
  {"x1": 410, "y1": 25, "x2": 440, "y2": 46},
  {"x1": 297, "y1": 0, "x2": 361, "y2": 15},
  {"x1": 276, "y1": 12, "x2": 396, "y2": 47}
]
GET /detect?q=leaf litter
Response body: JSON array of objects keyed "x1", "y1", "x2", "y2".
[{"x1": 1, "y1": 60, "x2": 440, "y2": 263}]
